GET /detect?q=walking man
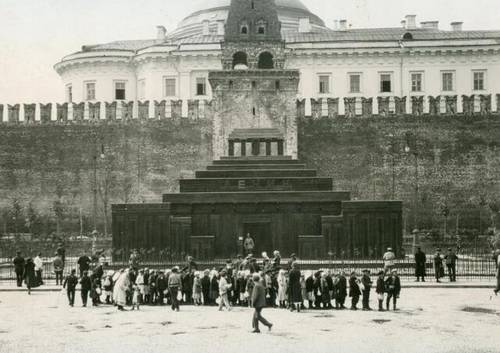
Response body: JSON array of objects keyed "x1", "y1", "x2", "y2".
[
  {"x1": 13, "y1": 251, "x2": 25, "y2": 287},
  {"x1": 251, "y1": 274, "x2": 273, "y2": 333},
  {"x1": 80, "y1": 270, "x2": 91, "y2": 307},
  {"x1": 53, "y1": 254, "x2": 64, "y2": 286},
  {"x1": 414, "y1": 247, "x2": 427, "y2": 282},
  {"x1": 63, "y1": 269, "x2": 79, "y2": 307},
  {"x1": 375, "y1": 271, "x2": 386, "y2": 311},
  {"x1": 444, "y1": 248, "x2": 458, "y2": 282}
]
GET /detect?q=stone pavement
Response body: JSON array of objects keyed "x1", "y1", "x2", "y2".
[{"x1": 0, "y1": 288, "x2": 499, "y2": 353}]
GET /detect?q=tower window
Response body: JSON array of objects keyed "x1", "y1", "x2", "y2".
[
  {"x1": 232, "y1": 51, "x2": 248, "y2": 69},
  {"x1": 257, "y1": 51, "x2": 274, "y2": 69},
  {"x1": 85, "y1": 81, "x2": 96, "y2": 101},
  {"x1": 251, "y1": 81, "x2": 257, "y2": 89},
  {"x1": 256, "y1": 19, "x2": 267, "y2": 35},
  {"x1": 275, "y1": 80, "x2": 280, "y2": 90},
  {"x1": 251, "y1": 1, "x2": 254, "y2": 9},
  {"x1": 66, "y1": 84, "x2": 73, "y2": 103},
  {"x1": 252, "y1": 107, "x2": 256, "y2": 116},
  {"x1": 240, "y1": 21, "x2": 249, "y2": 35}
]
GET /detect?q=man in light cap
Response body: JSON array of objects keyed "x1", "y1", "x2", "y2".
[
  {"x1": 251, "y1": 274, "x2": 273, "y2": 333},
  {"x1": 383, "y1": 247, "x2": 396, "y2": 274}
]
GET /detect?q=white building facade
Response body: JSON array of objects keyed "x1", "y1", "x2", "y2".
[{"x1": 54, "y1": 0, "x2": 500, "y2": 116}]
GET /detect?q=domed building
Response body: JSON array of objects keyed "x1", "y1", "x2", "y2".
[{"x1": 55, "y1": 0, "x2": 500, "y2": 117}]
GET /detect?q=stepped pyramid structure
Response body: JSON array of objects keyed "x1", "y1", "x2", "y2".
[{"x1": 111, "y1": 0, "x2": 403, "y2": 260}]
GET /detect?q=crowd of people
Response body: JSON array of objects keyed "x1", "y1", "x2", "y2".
[{"x1": 10, "y1": 245, "x2": 500, "y2": 329}]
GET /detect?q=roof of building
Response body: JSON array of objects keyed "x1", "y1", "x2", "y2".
[{"x1": 283, "y1": 27, "x2": 500, "y2": 43}]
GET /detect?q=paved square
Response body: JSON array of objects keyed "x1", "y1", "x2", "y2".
[{"x1": 0, "y1": 288, "x2": 498, "y2": 353}]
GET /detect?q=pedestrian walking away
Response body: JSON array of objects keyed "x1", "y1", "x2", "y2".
[{"x1": 251, "y1": 274, "x2": 273, "y2": 333}]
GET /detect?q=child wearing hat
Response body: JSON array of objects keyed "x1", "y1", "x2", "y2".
[
  {"x1": 375, "y1": 270, "x2": 386, "y2": 311},
  {"x1": 384, "y1": 269, "x2": 401, "y2": 310}
]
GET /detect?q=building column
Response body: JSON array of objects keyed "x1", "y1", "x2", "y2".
[
  {"x1": 338, "y1": 97, "x2": 345, "y2": 116},
  {"x1": 35, "y1": 103, "x2": 41, "y2": 122},
  {"x1": 423, "y1": 96, "x2": 430, "y2": 114},
  {"x1": 52, "y1": 102, "x2": 59, "y2": 121},
  {"x1": 228, "y1": 140, "x2": 235, "y2": 157},
  {"x1": 491, "y1": 94, "x2": 497, "y2": 113},
  {"x1": 19, "y1": 104, "x2": 25, "y2": 122},
  {"x1": 457, "y1": 95, "x2": 463, "y2": 113},
  {"x1": 405, "y1": 96, "x2": 411, "y2": 114},
  {"x1": 277, "y1": 140, "x2": 284, "y2": 156},
  {"x1": 305, "y1": 98, "x2": 312, "y2": 117},
  {"x1": 251, "y1": 140, "x2": 260, "y2": 156},
  {"x1": 266, "y1": 140, "x2": 272, "y2": 156},
  {"x1": 241, "y1": 140, "x2": 246, "y2": 156},
  {"x1": 100, "y1": 101, "x2": 106, "y2": 120},
  {"x1": 179, "y1": 72, "x2": 191, "y2": 118},
  {"x1": 372, "y1": 97, "x2": 379, "y2": 115}
]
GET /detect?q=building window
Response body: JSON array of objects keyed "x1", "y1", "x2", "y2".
[
  {"x1": 380, "y1": 73, "x2": 392, "y2": 93},
  {"x1": 114, "y1": 81, "x2": 126, "y2": 100},
  {"x1": 256, "y1": 20, "x2": 266, "y2": 34},
  {"x1": 85, "y1": 82, "x2": 96, "y2": 101},
  {"x1": 473, "y1": 71, "x2": 485, "y2": 91},
  {"x1": 257, "y1": 52, "x2": 274, "y2": 69},
  {"x1": 66, "y1": 84, "x2": 73, "y2": 103},
  {"x1": 196, "y1": 77, "x2": 206, "y2": 96},
  {"x1": 442, "y1": 72, "x2": 454, "y2": 92},
  {"x1": 138, "y1": 79, "x2": 146, "y2": 100},
  {"x1": 319, "y1": 75, "x2": 330, "y2": 94},
  {"x1": 164, "y1": 78, "x2": 176, "y2": 97},
  {"x1": 411, "y1": 72, "x2": 423, "y2": 92},
  {"x1": 240, "y1": 21, "x2": 248, "y2": 35},
  {"x1": 349, "y1": 74, "x2": 361, "y2": 93}
]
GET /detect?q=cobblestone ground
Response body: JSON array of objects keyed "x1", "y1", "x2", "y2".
[{"x1": 0, "y1": 289, "x2": 499, "y2": 353}]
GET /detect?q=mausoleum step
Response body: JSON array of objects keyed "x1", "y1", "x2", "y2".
[
  {"x1": 214, "y1": 157, "x2": 300, "y2": 165},
  {"x1": 195, "y1": 169, "x2": 317, "y2": 178},
  {"x1": 220, "y1": 156, "x2": 293, "y2": 161},
  {"x1": 162, "y1": 191, "x2": 351, "y2": 204},
  {"x1": 206, "y1": 164, "x2": 306, "y2": 170},
  {"x1": 179, "y1": 177, "x2": 333, "y2": 193}
]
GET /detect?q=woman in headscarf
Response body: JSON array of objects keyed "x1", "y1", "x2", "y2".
[
  {"x1": 277, "y1": 269, "x2": 288, "y2": 308},
  {"x1": 113, "y1": 269, "x2": 130, "y2": 310},
  {"x1": 288, "y1": 262, "x2": 303, "y2": 312},
  {"x1": 24, "y1": 258, "x2": 37, "y2": 295}
]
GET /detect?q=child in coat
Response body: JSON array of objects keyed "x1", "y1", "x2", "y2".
[
  {"x1": 193, "y1": 272, "x2": 202, "y2": 306},
  {"x1": 131, "y1": 285, "x2": 141, "y2": 310}
]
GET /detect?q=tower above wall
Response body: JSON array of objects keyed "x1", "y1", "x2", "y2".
[{"x1": 225, "y1": 0, "x2": 282, "y2": 42}]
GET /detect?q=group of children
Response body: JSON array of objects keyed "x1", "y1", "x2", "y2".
[{"x1": 61, "y1": 260, "x2": 402, "y2": 313}]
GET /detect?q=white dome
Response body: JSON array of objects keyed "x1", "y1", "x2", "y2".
[{"x1": 169, "y1": 0, "x2": 326, "y2": 40}]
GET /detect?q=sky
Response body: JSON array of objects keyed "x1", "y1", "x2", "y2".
[{"x1": 0, "y1": 0, "x2": 499, "y2": 103}]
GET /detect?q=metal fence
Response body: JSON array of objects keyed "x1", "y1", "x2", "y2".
[{"x1": 0, "y1": 253, "x2": 497, "y2": 284}]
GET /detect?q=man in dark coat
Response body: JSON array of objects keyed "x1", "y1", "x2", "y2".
[
  {"x1": 414, "y1": 247, "x2": 427, "y2": 282},
  {"x1": 361, "y1": 270, "x2": 373, "y2": 310},
  {"x1": 156, "y1": 271, "x2": 168, "y2": 305},
  {"x1": 251, "y1": 274, "x2": 273, "y2": 333},
  {"x1": 305, "y1": 272, "x2": 315, "y2": 309},
  {"x1": 77, "y1": 252, "x2": 91, "y2": 278},
  {"x1": 13, "y1": 251, "x2": 25, "y2": 287},
  {"x1": 288, "y1": 262, "x2": 302, "y2": 312},
  {"x1": 385, "y1": 269, "x2": 401, "y2": 310},
  {"x1": 63, "y1": 269, "x2": 79, "y2": 306},
  {"x1": 444, "y1": 248, "x2": 458, "y2": 282},
  {"x1": 201, "y1": 270, "x2": 211, "y2": 305},
  {"x1": 335, "y1": 271, "x2": 347, "y2": 309},
  {"x1": 80, "y1": 271, "x2": 92, "y2": 307},
  {"x1": 349, "y1": 272, "x2": 361, "y2": 310}
]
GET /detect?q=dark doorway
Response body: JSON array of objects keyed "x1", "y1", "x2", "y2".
[
  {"x1": 257, "y1": 52, "x2": 274, "y2": 69},
  {"x1": 243, "y1": 222, "x2": 273, "y2": 256}
]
